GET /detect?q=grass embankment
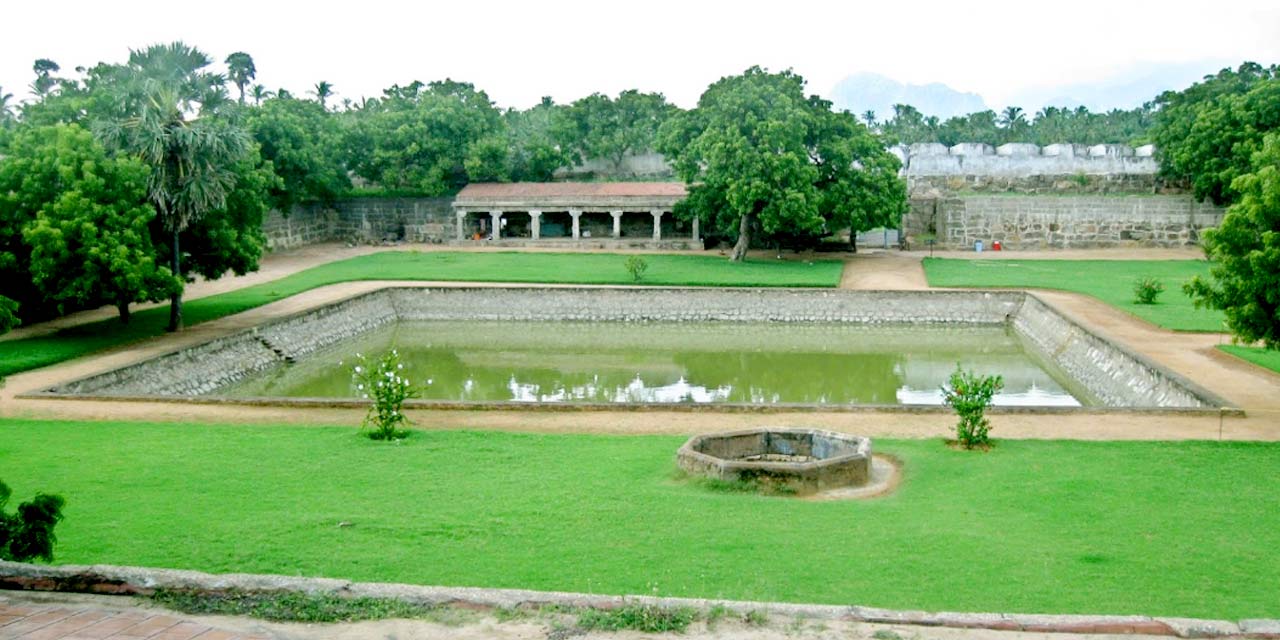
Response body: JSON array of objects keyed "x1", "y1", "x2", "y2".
[
  {"x1": 922, "y1": 258, "x2": 1280, "y2": 373},
  {"x1": 0, "y1": 251, "x2": 841, "y2": 377},
  {"x1": 4, "y1": 419, "x2": 1277, "y2": 619}
]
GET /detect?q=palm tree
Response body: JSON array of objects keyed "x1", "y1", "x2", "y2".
[
  {"x1": 999, "y1": 106, "x2": 1026, "y2": 129},
  {"x1": 0, "y1": 86, "x2": 14, "y2": 121},
  {"x1": 861, "y1": 110, "x2": 876, "y2": 128},
  {"x1": 249, "y1": 84, "x2": 272, "y2": 106},
  {"x1": 224, "y1": 52, "x2": 256, "y2": 104},
  {"x1": 96, "y1": 42, "x2": 251, "y2": 332},
  {"x1": 311, "y1": 81, "x2": 334, "y2": 110}
]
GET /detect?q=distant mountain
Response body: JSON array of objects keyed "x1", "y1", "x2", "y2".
[
  {"x1": 828, "y1": 72, "x2": 988, "y2": 121},
  {"x1": 1004, "y1": 59, "x2": 1236, "y2": 112}
]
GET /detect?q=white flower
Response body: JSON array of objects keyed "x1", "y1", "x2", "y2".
[
  {"x1": 354, "y1": 366, "x2": 363, "y2": 373},
  {"x1": 357, "y1": 384, "x2": 364, "y2": 390}
]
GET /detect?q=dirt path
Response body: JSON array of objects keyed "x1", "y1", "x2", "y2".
[{"x1": 0, "y1": 590, "x2": 1184, "y2": 640}]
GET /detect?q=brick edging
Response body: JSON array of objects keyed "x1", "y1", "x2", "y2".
[{"x1": 1, "y1": 561, "x2": 1277, "y2": 638}]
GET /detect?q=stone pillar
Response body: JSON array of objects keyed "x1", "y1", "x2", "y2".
[
  {"x1": 455, "y1": 209, "x2": 466, "y2": 241},
  {"x1": 489, "y1": 210, "x2": 503, "y2": 241},
  {"x1": 569, "y1": 209, "x2": 582, "y2": 240},
  {"x1": 529, "y1": 210, "x2": 542, "y2": 240},
  {"x1": 651, "y1": 210, "x2": 664, "y2": 240},
  {"x1": 691, "y1": 217, "x2": 700, "y2": 242},
  {"x1": 610, "y1": 210, "x2": 623, "y2": 238}
]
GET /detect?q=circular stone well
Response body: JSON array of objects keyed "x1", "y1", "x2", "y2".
[{"x1": 677, "y1": 428, "x2": 872, "y2": 496}]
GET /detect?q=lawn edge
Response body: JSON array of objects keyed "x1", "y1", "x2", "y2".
[{"x1": 1, "y1": 561, "x2": 1275, "y2": 637}]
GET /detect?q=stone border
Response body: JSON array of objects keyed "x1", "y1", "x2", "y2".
[
  {"x1": 2, "y1": 561, "x2": 1275, "y2": 638},
  {"x1": 22, "y1": 287, "x2": 1239, "y2": 415}
]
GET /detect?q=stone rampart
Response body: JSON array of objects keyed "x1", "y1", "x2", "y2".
[
  {"x1": 904, "y1": 195, "x2": 1225, "y2": 250},
  {"x1": 39, "y1": 288, "x2": 1227, "y2": 411}
]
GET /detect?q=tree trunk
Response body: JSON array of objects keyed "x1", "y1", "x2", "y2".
[
  {"x1": 167, "y1": 228, "x2": 183, "y2": 332},
  {"x1": 117, "y1": 301, "x2": 131, "y2": 324},
  {"x1": 730, "y1": 211, "x2": 753, "y2": 262}
]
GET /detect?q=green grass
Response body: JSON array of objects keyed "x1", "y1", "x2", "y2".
[
  {"x1": 1219, "y1": 344, "x2": 1280, "y2": 375},
  {"x1": 3, "y1": 419, "x2": 1277, "y2": 619},
  {"x1": 923, "y1": 258, "x2": 1224, "y2": 332},
  {"x1": 150, "y1": 589, "x2": 465, "y2": 624},
  {"x1": 0, "y1": 251, "x2": 840, "y2": 377}
]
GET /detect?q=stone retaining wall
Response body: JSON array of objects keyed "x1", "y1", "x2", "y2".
[
  {"x1": 904, "y1": 195, "x2": 1225, "y2": 249},
  {"x1": 261, "y1": 197, "x2": 455, "y2": 250},
  {"x1": 40, "y1": 288, "x2": 1227, "y2": 411}
]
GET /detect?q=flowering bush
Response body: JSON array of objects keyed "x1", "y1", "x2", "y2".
[{"x1": 350, "y1": 349, "x2": 417, "y2": 440}]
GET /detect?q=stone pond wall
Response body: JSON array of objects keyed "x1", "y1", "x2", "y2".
[{"x1": 43, "y1": 288, "x2": 1223, "y2": 410}]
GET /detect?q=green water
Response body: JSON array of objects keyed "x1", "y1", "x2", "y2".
[{"x1": 225, "y1": 321, "x2": 1090, "y2": 406}]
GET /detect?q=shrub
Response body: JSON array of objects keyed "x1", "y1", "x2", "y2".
[
  {"x1": 1133, "y1": 276, "x2": 1165, "y2": 304},
  {"x1": 0, "y1": 480, "x2": 65, "y2": 562},
  {"x1": 940, "y1": 365, "x2": 1004, "y2": 449},
  {"x1": 577, "y1": 604, "x2": 696, "y2": 633},
  {"x1": 350, "y1": 349, "x2": 418, "y2": 440},
  {"x1": 624, "y1": 255, "x2": 649, "y2": 282}
]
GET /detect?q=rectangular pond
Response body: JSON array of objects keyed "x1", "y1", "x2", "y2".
[{"x1": 222, "y1": 321, "x2": 1090, "y2": 406}]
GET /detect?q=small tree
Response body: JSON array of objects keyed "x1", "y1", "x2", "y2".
[
  {"x1": 1133, "y1": 276, "x2": 1165, "y2": 305},
  {"x1": 351, "y1": 349, "x2": 417, "y2": 440},
  {"x1": 624, "y1": 255, "x2": 649, "y2": 282},
  {"x1": 0, "y1": 480, "x2": 65, "y2": 562},
  {"x1": 941, "y1": 365, "x2": 1004, "y2": 449}
]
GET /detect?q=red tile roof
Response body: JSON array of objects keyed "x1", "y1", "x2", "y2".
[{"x1": 456, "y1": 182, "x2": 687, "y2": 199}]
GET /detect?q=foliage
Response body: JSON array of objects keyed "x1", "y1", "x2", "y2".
[
  {"x1": 0, "y1": 296, "x2": 18, "y2": 335},
  {"x1": 577, "y1": 604, "x2": 697, "y2": 633},
  {"x1": 1152, "y1": 62, "x2": 1280, "y2": 205},
  {"x1": 247, "y1": 97, "x2": 350, "y2": 210},
  {"x1": 1132, "y1": 276, "x2": 1165, "y2": 305},
  {"x1": 878, "y1": 103, "x2": 1153, "y2": 147},
  {"x1": 504, "y1": 97, "x2": 574, "y2": 181},
  {"x1": 6, "y1": 124, "x2": 180, "y2": 322},
  {"x1": 624, "y1": 255, "x2": 649, "y2": 282},
  {"x1": 351, "y1": 349, "x2": 417, "y2": 440},
  {"x1": 0, "y1": 480, "x2": 65, "y2": 563},
  {"x1": 941, "y1": 365, "x2": 1003, "y2": 449},
  {"x1": 1185, "y1": 132, "x2": 1280, "y2": 348},
  {"x1": 0, "y1": 251, "x2": 840, "y2": 378},
  {"x1": 553, "y1": 90, "x2": 676, "y2": 170},
  {"x1": 923, "y1": 258, "x2": 1224, "y2": 332},
  {"x1": 151, "y1": 588, "x2": 456, "y2": 623},
  {"x1": 342, "y1": 79, "x2": 506, "y2": 194},
  {"x1": 95, "y1": 41, "x2": 253, "y2": 331},
  {"x1": 224, "y1": 52, "x2": 256, "y2": 104},
  {"x1": 658, "y1": 67, "x2": 905, "y2": 261},
  {"x1": 8, "y1": 421, "x2": 1280, "y2": 618}
]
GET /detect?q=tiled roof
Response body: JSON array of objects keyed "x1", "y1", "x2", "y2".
[{"x1": 456, "y1": 182, "x2": 687, "y2": 199}]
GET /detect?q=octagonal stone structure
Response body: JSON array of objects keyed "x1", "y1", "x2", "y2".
[{"x1": 677, "y1": 428, "x2": 871, "y2": 496}]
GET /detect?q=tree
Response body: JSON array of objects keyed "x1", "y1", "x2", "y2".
[
  {"x1": 96, "y1": 42, "x2": 252, "y2": 331},
  {"x1": 31, "y1": 59, "x2": 60, "y2": 97},
  {"x1": 0, "y1": 297, "x2": 17, "y2": 335},
  {"x1": 553, "y1": 89, "x2": 676, "y2": 171},
  {"x1": 1185, "y1": 132, "x2": 1280, "y2": 348},
  {"x1": 1153, "y1": 63, "x2": 1280, "y2": 205},
  {"x1": 247, "y1": 96, "x2": 350, "y2": 210},
  {"x1": 505, "y1": 97, "x2": 574, "y2": 181},
  {"x1": 0, "y1": 480, "x2": 65, "y2": 563},
  {"x1": 224, "y1": 52, "x2": 256, "y2": 105},
  {"x1": 861, "y1": 110, "x2": 876, "y2": 128},
  {"x1": 7, "y1": 124, "x2": 179, "y2": 323},
  {"x1": 311, "y1": 81, "x2": 334, "y2": 110},
  {"x1": 0, "y1": 86, "x2": 14, "y2": 122},
  {"x1": 657, "y1": 67, "x2": 906, "y2": 261},
  {"x1": 249, "y1": 84, "x2": 272, "y2": 106}
]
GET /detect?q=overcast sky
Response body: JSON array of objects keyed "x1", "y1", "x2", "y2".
[{"x1": 3, "y1": 0, "x2": 1279, "y2": 111}]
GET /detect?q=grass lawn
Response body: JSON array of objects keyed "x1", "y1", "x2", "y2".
[
  {"x1": 0, "y1": 251, "x2": 841, "y2": 377},
  {"x1": 3, "y1": 419, "x2": 1277, "y2": 619},
  {"x1": 1219, "y1": 344, "x2": 1280, "y2": 375},
  {"x1": 923, "y1": 258, "x2": 1224, "y2": 332}
]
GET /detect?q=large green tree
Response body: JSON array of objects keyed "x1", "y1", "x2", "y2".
[
  {"x1": 247, "y1": 96, "x2": 350, "y2": 210},
  {"x1": 343, "y1": 79, "x2": 507, "y2": 194},
  {"x1": 658, "y1": 67, "x2": 906, "y2": 261},
  {"x1": 553, "y1": 89, "x2": 676, "y2": 171},
  {"x1": 1153, "y1": 62, "x2": 1280, "y2": 205},
  {"x1": 96, "y1": 42, "x2": 253, "y2": 331},
  {"x1": 1186, "y1": 132, "x2": 1280, "y2": 348},
  {"x1": 505, "y1": 97, "x2": 574, "y2": 181},
  {"x1": 8, "y1": 124, "x2": 179, "y2": 323}
]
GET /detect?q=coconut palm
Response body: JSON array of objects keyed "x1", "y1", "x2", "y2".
[
  {"x1": 311, "y1": 81, "x2": 334, "y2": 110},
  {"x1": 224, "y1": 52, "x2": 256, "y2": 104},
  {"x1": 0, "y1": 86, "x2": 14, "y2": 121},
  {"x1": 861, "y1": 110, "x2": 876, "y2": 128},
  {"x1": 249, "y1": 84, "x2": 272, "y2": 106},
  {"x1": 96, "y1": 42, "x2": 251, "y2": 332}
]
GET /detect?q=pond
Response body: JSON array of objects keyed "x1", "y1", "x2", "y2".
[{"x1": 224, "y1": 321, "x2": 1089, "y2": 406}]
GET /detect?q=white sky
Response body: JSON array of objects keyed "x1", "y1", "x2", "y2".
[{"x1": 3, "y1": 0, "x2": 1279, "y2": 111}]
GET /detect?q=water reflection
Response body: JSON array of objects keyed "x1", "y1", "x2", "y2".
[{"x1": 226, "y1": 321, "x2": 1086, "y2": 407}]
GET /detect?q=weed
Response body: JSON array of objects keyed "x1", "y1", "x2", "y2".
[
  {"x1": 744, "y1": 609, "x2": 769, "y2": 626},
  {"x1": 149, "y1": 589, "x2": 466, "y2": 624},
  {"x1": 577, "y1": 604, "x2": 697, "y2": 633}
]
